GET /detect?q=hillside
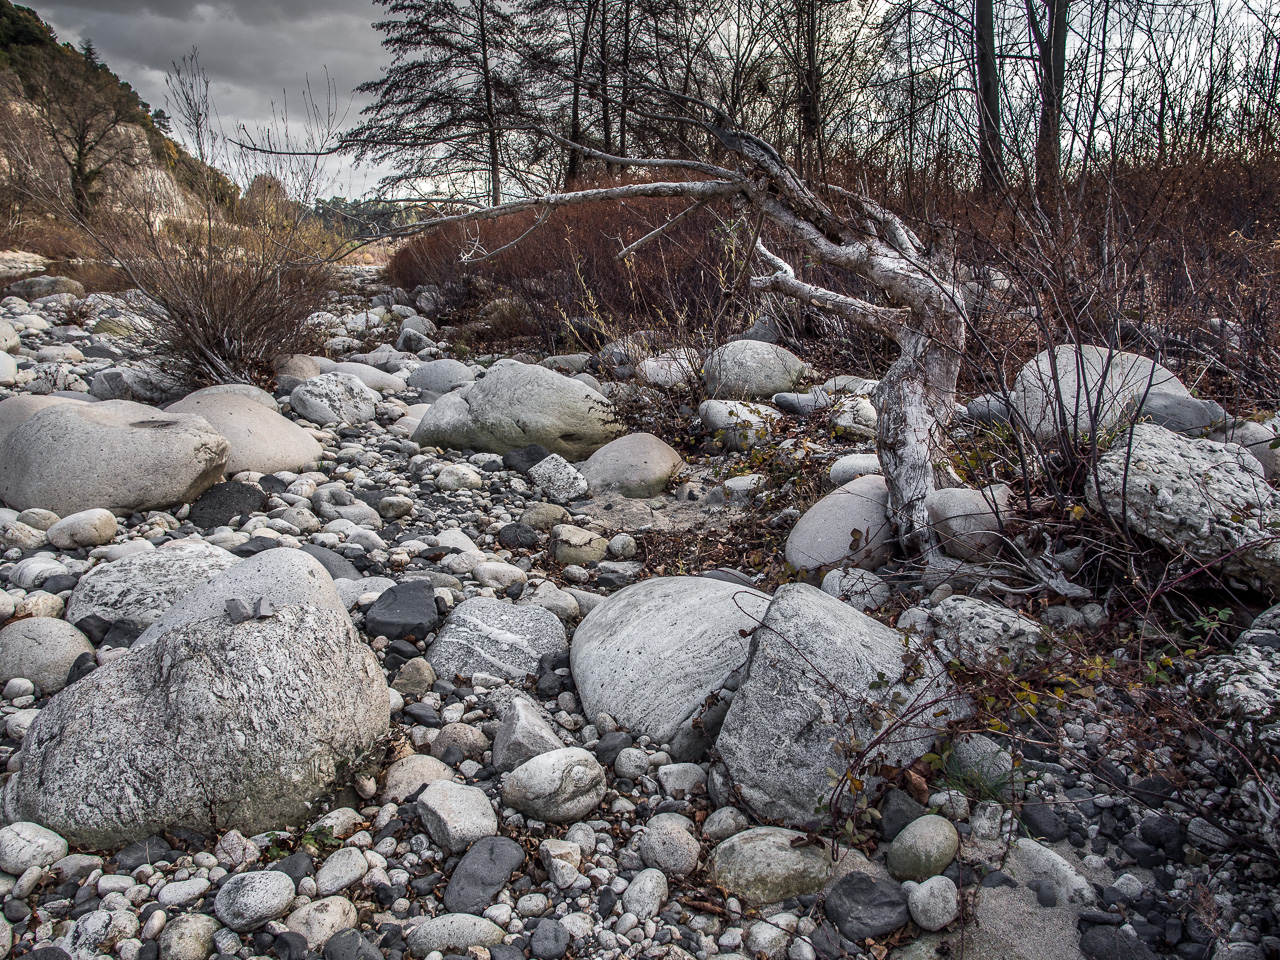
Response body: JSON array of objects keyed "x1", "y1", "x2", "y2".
[{"x1": 0, "y1": 0, "x2": 236, "y2": 234}]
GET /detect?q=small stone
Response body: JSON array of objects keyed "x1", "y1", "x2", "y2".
[
  {"x1": 417, "y1": 780, "x2": 499, "y2": 854},
  {"x1": 888, "y1": 815, "x2": 959, "y2": 880},
  {"x1": 314, "y1": 847, "x2": 368, "y2": 896},
  {"x1": 214, "y1": 870, "x2": 297, "y2": 931},
  {"x1": 621, "y1": 868, "x2": 667, "y2": 921},
  {"x1": 906, "y1": 875, "x2": 959, "y2": 931},
  {"x1": 0, "y1": 821, "x2": 68, "y2": 874}
]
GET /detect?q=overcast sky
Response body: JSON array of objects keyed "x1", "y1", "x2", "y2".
[{"x1": 36, "y1": 0, "x2": 389, "y2": 197}]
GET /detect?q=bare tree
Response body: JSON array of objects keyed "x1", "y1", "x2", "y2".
[{"x1": 16, "y1": 47, "x2": 141, "y2": 216}]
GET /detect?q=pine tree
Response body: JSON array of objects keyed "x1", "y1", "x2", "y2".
[{"x1": 347, "y1": 0, "x2": 529, "y2": 203}]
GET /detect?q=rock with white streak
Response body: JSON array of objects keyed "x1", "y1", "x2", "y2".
[{"x1": 428, "y1": 597, "x2": 567, "y2": 681}]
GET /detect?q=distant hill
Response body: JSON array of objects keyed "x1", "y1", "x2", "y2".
[{"x1": 0, "y1": 0, "x2": 237, "y2": 225}]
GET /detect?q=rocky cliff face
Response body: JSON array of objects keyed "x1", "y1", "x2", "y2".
[{"x1": 0, "y1": 69, "x2": 201, "y2": 225}]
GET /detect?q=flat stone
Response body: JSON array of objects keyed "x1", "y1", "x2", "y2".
[{"x1": 706, "y1": 827, "x2": 833, "y2": 905}]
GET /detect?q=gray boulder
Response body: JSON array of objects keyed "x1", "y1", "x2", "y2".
[
  {"x1": 1129, "y1": 389, "x2": 1224, "y2": 437},
  {"x1": 134, "y1": 547, "x2": 349, "y2": 645},
  {"x1": 427, "y1": 598, "x2": 567, "y2": 681},
  {"x1": 829, "y1": 453, "x2": 881, "y2": 485},
  {"x1": 4, "y1": 276, "x2": 84, "y2": 298},
  {"x1": 1210, "y1": 419, "x2": 1280, "y2": 480},
  {"x1": 0, "y1": 619, "x2": 94, "y2": 695},
  {"x1": 65, "y1": 540, "x2": 239, "y2": 629},
  {"x1": 330, "y1": 362, "x2": 407, "y2": 393},
  {"x1": 168, "y1": 393, "x2": 321, "y2": 476},
  {"x1": 413, "y1": 360, "x2": 623, "y2": 460},
  {"x1": 0, "y1": 395, "x2": 80, "y2": 448},
  {"x1": 716, "y1": 583, "x2": 964, "y2": 825},
  {"x1": 785, "y1": 475, "x2": 893, "y2": 572},
  {"x1": 571, "y1": 577, "x2": 771, "y2": 749},
  {"x1": 0, "y1": 317, "x2": 17, "y2": 353},
  {"x1": 408, "y1": 359, "x2": 475, "y2": 395},
  {"x1": 1087, "y1": 424, "x2": 1280, "y2": 595},
  {"x1": 0, "y1": 399, "x2": 229, "y2": 515},
  {"x1": 578, "y1": 433, "x2": 683, "y2": 498},
  {"x1": 704, "y1": 340, "x2": 806, "y2": 400},
  {"x1": 2, "y1": 604, "x2": 388, "y2": 847},
  {"x1": 1013, "y1": 345, "x2": 1190, "y2": 441},
  {"x1": 924, "y1": 484, "x2": 1011, "y2": 561},
  {"x1": 289, "y1": 373, "x2": 379, "y2": 426},
  {"x1": 929, "y1": 595, "x2": 1042, "y2": 666},
  {"x1": 706, "y1": 827, "x2": 833, "y2": 905}
]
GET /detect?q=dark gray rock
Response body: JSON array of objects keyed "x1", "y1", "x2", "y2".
[
  {"x1": 530, "y1": 919, "x2": 570, "y2": 960},
  {"x1": 503, "y1": 445, "x2": 552, "y2": 474},
  {"x1": 1021, "y1": 800, "x2": 1068, "y2": 842},
  {"x1": 1079, "y1": 925, "x2": 1161, "y2": 960},
  {"x1": 880, "y1": 788, "x2": 926, "y2": 841},
  {"x1": 823, "y1": 872, "x2": 909, "y2": 942},
  {"x1": 365, "y1": 581, "x2": 441, "y2": 642},
  {"x1": 299, "y1": 545, "x2": 362, "y2": 582},
  {"x1": 442, "y1": 836, "x2": 525, "y2": 914},
  {"x1": 189, "y1": 483, "x2": 268, "y2": 528}
]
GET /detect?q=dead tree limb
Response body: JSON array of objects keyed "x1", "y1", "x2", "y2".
[{"x1": 383, "y1": 120, "x2": 968, "y2": 557}]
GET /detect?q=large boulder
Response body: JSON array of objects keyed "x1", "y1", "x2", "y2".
[
  {"x1": 578, "y1": 433, "x2": 682, "y2": 498},
  {"x1": 167, "y1": 393, "x2": 321, "y2": 476},
  {"x1": 412, "y1": 360, "x2": 623, "y2": 460},
  {"x1": 2, "y1": 601, "x2": 388, "y2": 847},
  {"x1": 571, "y1": 577, "x2": 771, "y2": 753},
  {"x1": 1013, "y1": 345, "x2": 1190, "y2": 441},
  {"x1": 427, "y1": 598, "x2": 567, "y2": 681},
  {"x1": 134, "y1": 547, "x2": 349, "y2": 645},
  {"x1": 785, "y1": 475, "x2": 893, "y2": 572},
  {"x1": 1087, "y1": 424, "x2": 1280, "y2": 595},
  {"x1": 289, "y1": 373, "x2": 379, "y2": 426},
  {"x1": 65, "y1": 540, "x2": 240, "y2": 629},
  {"x1": 0, "y1": 399, "x2": 229, "y2": 515},
  {"x1": 0, "y1": 395, "x2": 82, "y2": 448},
  {"x1": 704, "y1": 341, "x2": 806, "y2": 400},
  {"x1": 4, "y1": 275, "x2": 85, "y2": 299},
  {"x1": 716, "y1": 583, "x2": 965, "y2": 824}
]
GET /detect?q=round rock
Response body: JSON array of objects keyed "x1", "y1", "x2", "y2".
[
  {"x1": 907, "y1": 875, "x2": 959, "y2": 930},
  {"x1": 214, "y1": 869, "x2": 297, "y2": 931},
  {"x1": 0, "y1": 618, "x2": 94, "y2": 695},
  {"x1": 706, "y1": 827, "x2": 833, "y2": 905},
  {"x1": 501, "y1": 747, "x2": 606, "y2": 823},
  {"x1": 887, "y1": 815, "x2": 959, "y2": 881}
]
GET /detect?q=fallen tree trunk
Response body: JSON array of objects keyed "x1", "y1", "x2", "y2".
[{"x1": 385, "y1": 122, "x2": 968, "y2": 558}]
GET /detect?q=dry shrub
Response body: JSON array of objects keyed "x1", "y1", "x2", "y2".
[
  {"x1": 386, "y1": 177, "x2": 754, "y2": 348},
  {"x1": 124, "y1": 256, "x2": 330, "y2": 389}
]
